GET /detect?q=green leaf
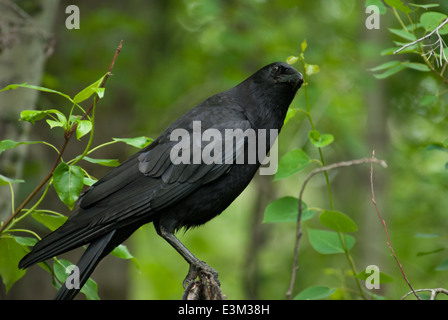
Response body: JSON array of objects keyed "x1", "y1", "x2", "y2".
[
  {"x1": 420, "y1": 95, "x2": 438, "y2": 106},
  {"x1": 294, "y1": 286, "x2": 336, "y2": 300},
  {"x1": 373, "y1": 63, "x2": 407, "y2": 79},
  {"x1": 366, "y1": 0, "x2": 387, "y2": 14},
  {"x1": 53, "y1": 258, "x2": 100, "y2": 300},
  {"x1": 414, "y1": 232, "x2": 442, "y2": 238},
  {"x1": 82, "y1": 156, "x2": 120, "y2": 167},
  {"x1": 305, "y1": 64, "x2": 320, "y2": 76},
  {"x1": 0, "y1": 174, "x2": 24, "y2": 185},
  {"x1": 381, "y1": 45, "x2": 419, "y2": 55},
  {"x1": 416, "y1": 248, "x2": 445, "y2": 257},
  {"x1": 284, "y1": 108, "x2": 298, "y2": 125},
  {"x1": 75, "y1": 120, "x2": 93, "y2": 140},
  {"x1": 301, "y1": 39, "x2": 307, "y2": 53},
  {"x1": 435, "y1": 259, "x2": 448, "y2": 271},
  {"x1": 13, "y1": 236, "x2": 38, "y2": 247},
  {"x1": 112, "y1": 136, "x2": 154, "y2": 149},
  {"x1": 286, "y1": 56, "x2": 299, "y2": 65},
  {"x1": 420, "y1": 12, "x2": 448, "y2": 35},
  {"x1": 409, "y1": 4, "x2": 439, "y2": 10},
  {"x1": 46, "y1": 119, "x2": 64, "y2": 129},
  {"x1": 0, "y1": 236, "x2": 28, "y2": 292},
  {"x1": 1, "y1": 83, "x2": 73, "y2": 103},
  {"x1": 308, "y1": 228, "x2": 355, "y2": 254},
  {"x1": 19, "y1": 109, "x2": 66, "y2": 125},
  {"x1": 356, "y1": 270, "x2": 394, "y2": 283},
  {"x1": 83, "y1": 177, "x2": 98, "y2": 186},
  {"x1": 31, "y1": 212, "x2": 67, "y2": 231},
  {"x1": 388, "y1": 28, "x2": 417, "y2": 41},
  {"x1": 110, "y1": 245, "x2": 140, "y2": 270},
  {"x1": 53, "y1": 162, "x2": 84, "y2": 210},
  {"x1": 403, "y1": 62, "x2": 430, "y2": 72},
  {"x1": 274, "y1": 149, "x2": 311, "y2": 180},
  {"x1": 92, "y1": 87, "x2": 105, "y2": 99},
  {"x1": 319, "y1": 210, "x2": 358, "y2": 233},
  {"x1": 384, "y1": 0, "x2": 412, "y2": 13},
  {"x1": 370, "y1": 61, "x2": 401, "y2": 72},
  {"x1": 111, "y1": 245, "x2": 134, "y2": 259},
  {"x1": 72, "y1": 74, "x2": 106, "y2": 104},
  {"x1": 308, "y1": 130, "x2": 334, "y2": 148},
  {"x1": 426, "y1": 142, "x2": 448, "y2": 152},
  {"x1": 0, "y1": 139, "x2": 34, "y2": 155},
  {"x1": 263, "y1": 196, "x2": 314, "y2": 223}
]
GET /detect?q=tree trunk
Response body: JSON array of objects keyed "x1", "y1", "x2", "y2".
[{"x1": 0, "y1": 0, "x2": 59, "y2": 221}]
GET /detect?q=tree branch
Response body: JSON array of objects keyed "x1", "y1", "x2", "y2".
[
  {"x1": 394, "y1": 18, "x2": 448, "y2": 54},
  {"x1": 401, "y1": 288, "x2": 448, "y2": 300},
  {"x1": 286, "y1": 156, "x2": 387, "y2": 300},
  {"x1": 183, "y1": 269, "x2": 226, "y2": 300},
  {"x1": 369, "y1": 150, "x2": 420, "y2": 300},
  {"x1": 0, "y1": 40, "x2": 123, "y2": 233}
]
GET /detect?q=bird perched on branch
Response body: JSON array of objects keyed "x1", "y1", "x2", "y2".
[{"x1": 18, "y1": 62, "x2": 303, "y2": 299}]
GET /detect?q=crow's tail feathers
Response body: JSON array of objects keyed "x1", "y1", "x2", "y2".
[
  {"x1": 55, "y1": 230, "x2": 116, "y2": 300},
  {"x1": 18, "y1": 221, "x2": 140, "y2": 300},
  {"x1": 55, "y1": 223, "x2": 140, "y2": 300}
]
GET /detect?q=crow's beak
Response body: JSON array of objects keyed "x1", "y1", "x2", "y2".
[{"x1": 281, "y1": 71, "x2": 303, "y2": 89}]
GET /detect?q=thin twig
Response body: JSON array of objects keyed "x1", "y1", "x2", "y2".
[
  {"x1": 370, "y1": 150, "x2": 420, "y2": 300},
  {"x1": 401, "y1": 288, "x2": 448, "y2": 300},
  {"x1": 286, "y1": 156, "x2": 387, "y2": 300},
  {"x1": 0, "y1": 40, "x2": 123, "y2": 233},
  {"x1": 394, "y1": 18, "x2": 448, "y2": 54}
]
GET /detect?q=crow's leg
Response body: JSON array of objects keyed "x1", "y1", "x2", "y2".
[{"x1": 157, "y1": 225, "x2": 219, "y2": 289}]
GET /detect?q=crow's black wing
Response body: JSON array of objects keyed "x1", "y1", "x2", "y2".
[
  {"x1": 19, "y1": 103, "x2": 252, "y2": 268},
  {"x1": 79, "y1": 102, "x2": 252, "y2": 213}
]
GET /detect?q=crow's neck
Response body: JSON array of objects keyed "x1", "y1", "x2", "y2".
[{"x1": 234, "y1": 82, "x2": 294, "y2": 131}]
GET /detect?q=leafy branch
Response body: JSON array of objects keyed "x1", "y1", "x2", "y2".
[
  {"x1": 285, "y1": 155, "x2": 387, "y2": 300},
  {"x1": 279, "y1": 41, "x2": 376, "y2": 300},
  {"x1": 0, "y1": 40, "x2": 148, "y2": 298},
  {"x1": 371, "y1": 1, "x2": 448, "y2": 86},
  {"x1": 0, "y1": 40, "x2": 122, "y2": 234}
]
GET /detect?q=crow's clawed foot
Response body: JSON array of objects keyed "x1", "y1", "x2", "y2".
[
  {"x1": 183, "y1": 263, "x2": 199, "y2": 290},
  {"x1": 182, "y1": 261, "x2": 224, "y2": 300}
]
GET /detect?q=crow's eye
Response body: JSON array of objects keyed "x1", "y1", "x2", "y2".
[{"x1": 271, "y1": 65, "x2": 285, "y2": 80}]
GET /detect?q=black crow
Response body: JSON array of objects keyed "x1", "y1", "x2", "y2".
[{"x1": 18, "y1": 62, "x2": 303, "y2": 299}]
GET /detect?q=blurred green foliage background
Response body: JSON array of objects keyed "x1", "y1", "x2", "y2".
[{"x1": 2, "y1": 0, "x2": 448, "y2": 300}]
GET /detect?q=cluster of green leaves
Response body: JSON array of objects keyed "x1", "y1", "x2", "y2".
[
  {"x1": 262, "y1": 41, "x2": 383, "y2": 300},
  {"x1": 0, "y1": 76, "x2": 150, "y2": 299},
  {"x1": 371, "y1": 1, "x2": 448, "y2": 167},
  {"x1": 369, "y1": 1, "x2": 447, "y2": 104}
]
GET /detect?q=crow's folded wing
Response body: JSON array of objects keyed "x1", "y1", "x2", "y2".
[
  {"x1": 78, "y1": 116, "x2": 252, "y2": 214},
  {"x1": 19, "y1": 112, "x2": 253, "y2": 267}
]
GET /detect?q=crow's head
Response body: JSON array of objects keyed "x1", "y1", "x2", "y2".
[
  {"x1": 268, "y1": 62, "x2": 303, "y2": 89},
  {"x1": 252, "y1": 62, "x2": 303, "y2": 92},
  {"x1": 237, "y1": 62, "x2": 303, "y2": 127},
  {"x1": 245, "y1": 62, "x2": 303, "y2": 102}
]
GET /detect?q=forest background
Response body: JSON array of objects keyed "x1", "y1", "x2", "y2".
[{"x1": 0, "y1": 0, "x2": 447, "y2": 300}]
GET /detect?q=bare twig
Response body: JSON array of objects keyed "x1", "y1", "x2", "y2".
[
  {"x1": 401, "y1": 288, "x2": 448, "y2": 300},
  {"x1": 370, "y1": 150, "x2": 420, "y2": 300},
  {"x1": 394, "y1": 18, "x2": 448, "y2": 55},
  {"x1": 286, "y1": 156, "x2": 387, "y2": 300},
  {"x1": 0, "y1": 40, "x2": 123, "y2": 233},
  {"x1": 393, "y1": 18, "x2": 448, "y2": 86}
]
